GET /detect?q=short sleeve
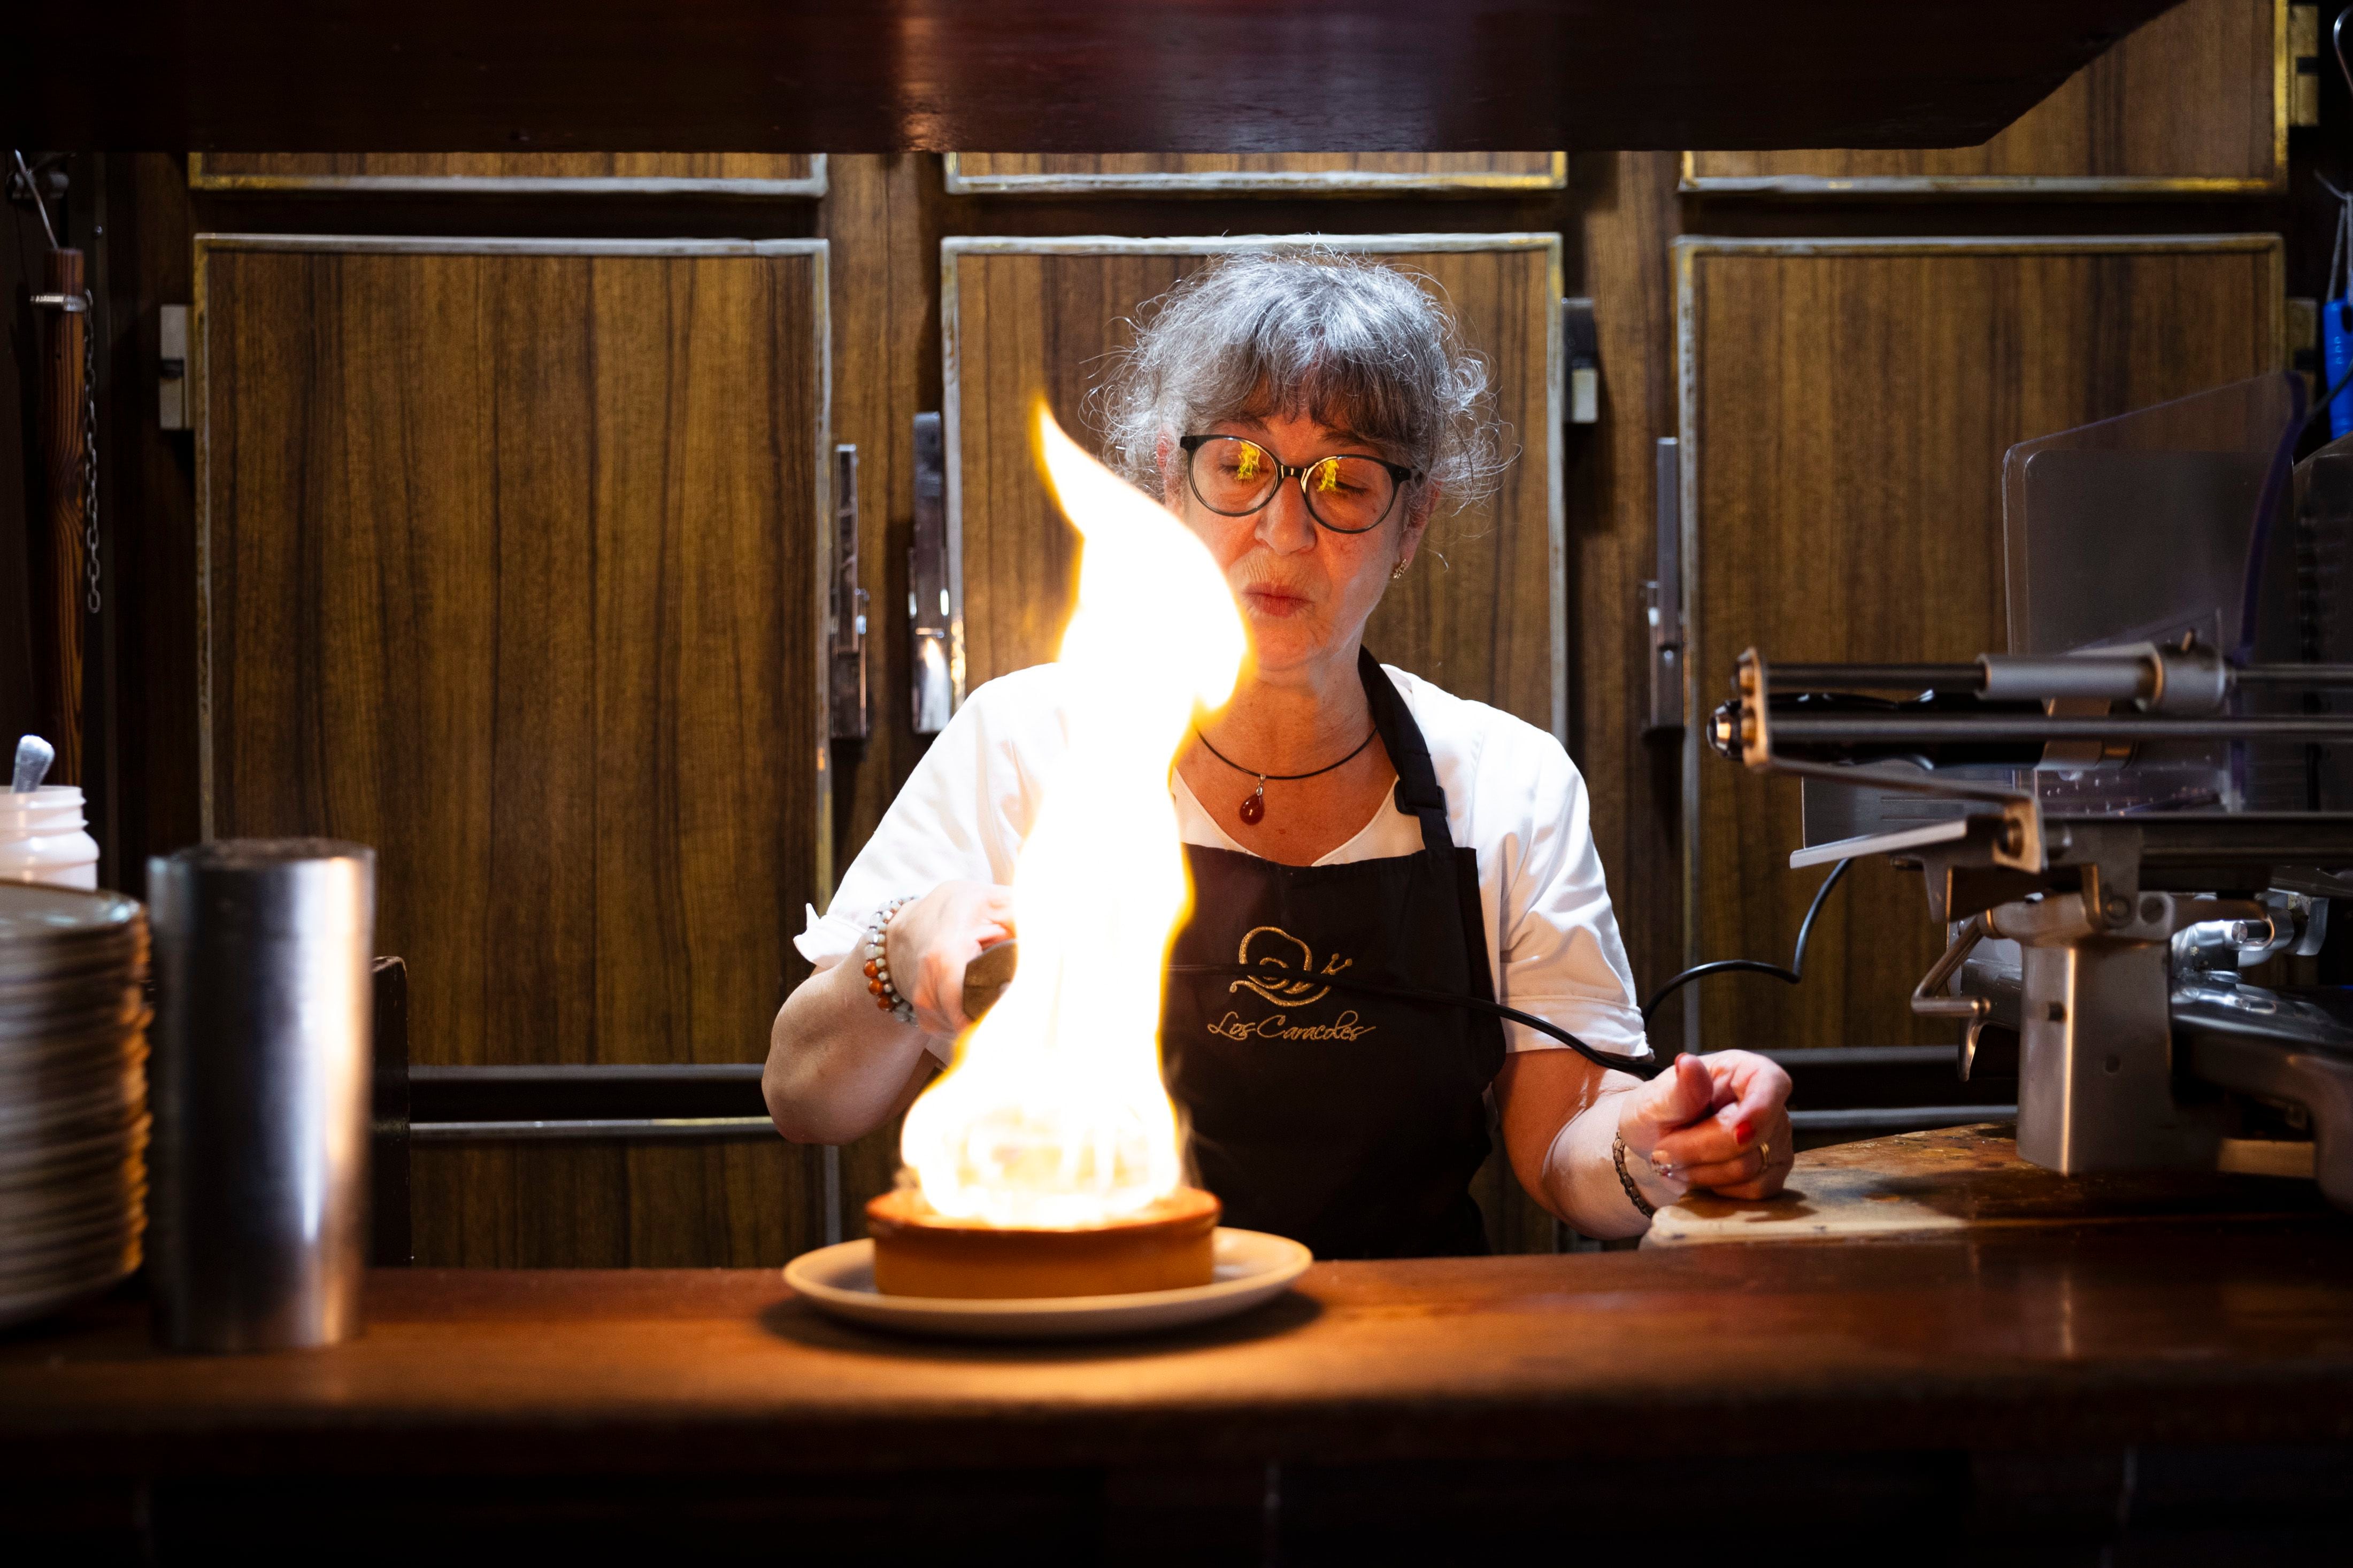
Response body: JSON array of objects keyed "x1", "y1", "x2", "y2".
[
  {"x1": 1483, "y1": 727, "x2": 1650, "y2": 1059},
  {"x1": 793, "y1": 669, "x2": 1061, "y2": 971}
]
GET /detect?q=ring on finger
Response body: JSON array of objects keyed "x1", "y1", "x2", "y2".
[{"x1": 1757, "y1": 1138, "x2": 1773, "y2": 1169}]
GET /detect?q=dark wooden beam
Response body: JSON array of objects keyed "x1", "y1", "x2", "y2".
[{"x1": 10, "y1": 1, "x2": 2189, "y2": 155}]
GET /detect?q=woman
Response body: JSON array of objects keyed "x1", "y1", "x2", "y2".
[{"x1": 765, "y1": 253, "x2": 1792, "y2": 1252}]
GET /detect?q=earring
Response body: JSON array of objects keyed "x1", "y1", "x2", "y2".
[{"x1": 1390, "y1": 560, "x2": 1409, "y2": 581}]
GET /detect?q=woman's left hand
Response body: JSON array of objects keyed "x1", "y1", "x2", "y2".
[{"x1": 1642, "y1": 1050, "x2": 1794, "y2": 1200}]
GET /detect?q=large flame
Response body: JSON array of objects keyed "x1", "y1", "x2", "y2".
[{"x1": 897, "y1": 405, "x2": 1246, "y2": 1227}]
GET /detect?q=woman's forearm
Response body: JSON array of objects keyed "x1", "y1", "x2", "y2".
[
  {"x1": 762, "y1": 955, "x2": 939, "y2": 1145},
  {"x1": 1539, "y1": 1078, "x2": 1679, "y2": 1240}
]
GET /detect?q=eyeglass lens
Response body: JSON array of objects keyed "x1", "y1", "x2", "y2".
[{"x1": 1190, "y1": 436, "x2": 1396, "y2": 533}]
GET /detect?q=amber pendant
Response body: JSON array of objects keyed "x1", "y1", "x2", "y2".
[{"x1": 1239, "y1": 782, "x2": 1266, "y2": 825}]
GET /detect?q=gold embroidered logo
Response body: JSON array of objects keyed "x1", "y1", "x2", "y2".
[
  {"x1": 1228, "y1": 926, "x2": 1352, "y2": 1007},
  {"x1": 1208, "y1": 1009, "x2": 1377, "y2": 1042}
]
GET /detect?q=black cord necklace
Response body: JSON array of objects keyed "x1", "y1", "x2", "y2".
[{"x1": 1191, "y1": 725, "x2": 1379, "y2": 825}]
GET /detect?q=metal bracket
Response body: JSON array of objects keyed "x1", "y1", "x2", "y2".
[
  {"x1": 1729, "y1": 647, "x2": 2047, "y2": 875},
  {"x1": 828, "y1": 444, "x2": 869, "y2": 740},
  {"x1": 1908, "y1": 914, "x2": 1992, "y2": 1080},
  {"x1": 159, "y1": 304, "x2": 189, "y2": 431},
  {"x1": 909, "y1": 412, "x2": 953, "y2": 735}
]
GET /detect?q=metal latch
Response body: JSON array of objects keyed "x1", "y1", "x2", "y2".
[
  {"x1": 160, "y1": 304, "x2": 190, "y2": 432},
  {"x1": 2293, "y1": 6, "x2": 2323, "y2": 128},
  {"x1": 1563, "y1": 297, "x2": 1598, "y2": 425},
  {"x1": 828, "y1": 444, "x2": 868, "y2": 739},
  {"x1": 1642, "y1": 437, "x2": 1683, "y2": 735},
  {"x1": 910, "y1": 412, "x2": 955, "y2": 735}
]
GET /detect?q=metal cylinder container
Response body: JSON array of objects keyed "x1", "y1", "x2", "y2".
[{"x1": 149, "y1": 839, "x2": 375, "y2": 1351}]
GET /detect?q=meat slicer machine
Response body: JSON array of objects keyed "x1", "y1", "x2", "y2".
[{"x1": 1708, "y1": 374, "x2": 2353, "y2": 1208}]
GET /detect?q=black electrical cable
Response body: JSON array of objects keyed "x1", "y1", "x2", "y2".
[
  {"x1": 2305, "y1": 356, "x2": 2353, "y2": 437},
  {"x1": 1635, "y1": 857, "x2": 1855, "y2": 1032},
  {"x1": 1165, "y1": 962, "x2": 1664, "y2": 1079},
  {"x1": 1166, "y1": 861, "x2": 1857, "y2": 1075}
]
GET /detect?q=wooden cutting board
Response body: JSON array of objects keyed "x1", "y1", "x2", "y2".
[{"x1": 1644, "y1": 1123, "x2": 2331, "y2": 1247}]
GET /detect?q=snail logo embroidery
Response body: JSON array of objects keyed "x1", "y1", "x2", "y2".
[
  {"x1": 1210, "y1": 926, "x2": 1377, "y2": 1042},
  {"x1": 1228, "y1": 925, "x2": 1351, "y2": 1005}
]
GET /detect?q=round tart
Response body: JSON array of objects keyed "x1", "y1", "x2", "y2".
[{"x1": 866, "y1": 1186, "x2": 1220, "y2": 1299}]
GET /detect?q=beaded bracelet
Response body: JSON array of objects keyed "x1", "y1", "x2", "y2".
[{"x1": 862, "y1": 896, "x2": 919, "y2": 1025}]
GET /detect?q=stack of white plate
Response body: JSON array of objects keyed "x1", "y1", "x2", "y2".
[{"x1": 0, "y1": 882, "x2": 149, "y2": 1329}]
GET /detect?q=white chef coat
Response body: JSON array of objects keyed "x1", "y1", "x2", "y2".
[{"x1": 796, "y1": 661, "x2": 1651, "y2": 1062}]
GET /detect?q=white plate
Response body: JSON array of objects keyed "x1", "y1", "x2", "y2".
[{"x1": 785, "y1": 1226, "x2": 1312, "y2": 1341}]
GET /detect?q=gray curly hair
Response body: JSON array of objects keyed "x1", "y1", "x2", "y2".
[{"x1": 1093, "y1": 251, "x2": 1511, "y2": 515}]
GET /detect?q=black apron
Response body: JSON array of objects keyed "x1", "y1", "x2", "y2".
[{"x1": 1162, "y1": 650, "x2": 1508, "y2": 1260}]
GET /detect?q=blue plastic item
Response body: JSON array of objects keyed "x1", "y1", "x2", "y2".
[{"x1": 2325, "y1": 298, "x2": 2353, "y2": 440}]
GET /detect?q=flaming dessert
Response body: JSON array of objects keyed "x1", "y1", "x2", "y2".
[{"x1": 868, "y1": 404, "x2": 1246, "y2": 1298}]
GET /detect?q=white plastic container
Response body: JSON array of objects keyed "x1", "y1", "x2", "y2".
[{"x1": 0, "y1": 786, "x2": 102, "y2": 891}]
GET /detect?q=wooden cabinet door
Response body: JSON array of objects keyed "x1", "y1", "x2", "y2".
[
  {"x1": 1683, "y1": 0, "x2": 2283, "y2": 195},
  {"x1": 195, "y1": 235, "x2": 833, "y2": 1264},
  {"x1": 1675, "y1": 234, "x2": 2283, "y2": 1055},
  {"x1": 945, "y1": 153, "x2": 1564, "y2": 196},
  {"x1": 190, "y1": 153, "x2": 826, "y2": 196},
  {"x1": 942, "y1": 233, "x2": 1564, "y2": 1251}
]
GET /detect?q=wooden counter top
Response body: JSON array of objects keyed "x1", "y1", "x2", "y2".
[{"x1": 7, "y1": 1220, "x2": 2353, "y2": 1478}]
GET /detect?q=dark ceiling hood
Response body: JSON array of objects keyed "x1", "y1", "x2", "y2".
[{"x1": 11, "y1": 0, "x2": 2189, "y2": 154}]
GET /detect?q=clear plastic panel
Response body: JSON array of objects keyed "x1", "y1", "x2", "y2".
[
  {"x1": 2000, "y1": 372, "x2": 2308, "y2": 814},
  {"x1": 2002, "y1": 373, "x2": 2302, "y2": 659}
]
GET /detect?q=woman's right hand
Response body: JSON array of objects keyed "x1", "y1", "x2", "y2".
[{"x1": 881, "y1": 880, "x2": 1017, "y2": 1036}]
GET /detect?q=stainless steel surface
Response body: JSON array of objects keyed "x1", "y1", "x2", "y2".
[
  {"x1": 1978, "y1": 652, "x2": 2156, "y2": 705},
  {"x1": 1768, "y1": 713, "x2": 2353, "y2": 742},
  {"x1": 1798, "y1": 761, "x2": 1996, "y2": 851},
  {"x1": 10, "y1": 735, "x2": 53, "y2": 794},
  {"x1": 150, "y1": 839, "x2": 374, "y2": 1353},
  {"x1": 1909, "y1": 915, "x2": 1991, "y2": 1080},
  {"x1": 1990, "y1": 890, "x2": 2234, "y2": 1175}
]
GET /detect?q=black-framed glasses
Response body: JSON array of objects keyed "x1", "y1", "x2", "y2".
[{"x1": 1179, "y1": 434, "x2": 1421, "y2": 535}]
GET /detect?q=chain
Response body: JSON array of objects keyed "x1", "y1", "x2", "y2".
[{"x1": 80, "y1": 298, "x2": 99, "y2": 616}]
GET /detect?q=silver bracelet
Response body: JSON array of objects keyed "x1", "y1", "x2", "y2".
[
  {"x1": 861, "y1": 896, "x2": 919, "y2": 1025},
  {"x1": 1612, "y1": 1130, "x2": 1657, "y2": 1221}
]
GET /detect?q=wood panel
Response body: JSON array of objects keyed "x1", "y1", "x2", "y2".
[
  {"x1": 1678, "y1": 235, "x2": 2284, "y2": 1054},
  {"x1": 1683, "y1": 0, "x2": 2284, "y2": 195},
  {"x1": 27, "y1": 1, "x2": 2197, "y2": 157},
  {"x1": 1568, "y1": 152, "x2": 1687, "y2": 1062},
  {"x1": 946, "y1": 153, "x2": 1565, "y2": 196},
  {"x1": 944, "y1": 234, "x2": 1563, "y2": 1253},
  {"x1": 190, "y1": 151, "x2": 825, "y2": 196},
  {"x1": 818, "y1": 155, "x2": 952, "y2": 1243},
  {"x1": 410, "y1": 1141, "x2": 827, "y2": 1266},
  {"x1": 196, "y1": 235, "x2": 831, "y2": 1261},
  {"x1": 945, "y1": 235, "x2": 1563, "y2": 738}
]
